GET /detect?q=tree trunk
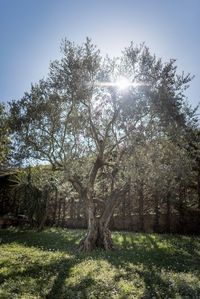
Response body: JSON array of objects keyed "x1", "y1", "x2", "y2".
[
  {"x1": 52, "y1": 188, "x2": 58, "y2": 225},
  {"x1": 138, "y1": 181, "x2": 144, "y2": 232},
  {"x1": 79, "y1": 199, "x2": 100, "y2": 251},
  {"x1": 37, "y1": 187, "x2": 51, "y2": 232},
  {"x1": 197, "y1": 166, "x2": 200, "y2": 210},
  {"x1": 178, "y1": 184, "x2": 185, "y2": 233},
  {"x1": 79, "y1": 211, "x2": 114, "y2": 251},
  {"x1": 68, "y1": 154, "x2": 129, "y2": 251},
  {"x1": 153, "y1": 192, "x2": 160, "y2": 233},
  {"x1": 62, "y1": 199, "x2": 66, "y2": 227},
  {"x1": 166, "y1": 192, "x2": 171, "y2": 233},
  {"x1": 38, "y1": 210, "x2": 48, "y2": 231},
  {"x1": 57, "y1": 195, "x2": 61, "y2": 226},
  {"x1": 79, "y1": 183, "x2": 130, "y2": 252},
  {"x1": 69, "y1": 198, "x2": 75, "y2": 220}
]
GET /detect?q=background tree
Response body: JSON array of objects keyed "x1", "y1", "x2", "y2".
[
  {"x1": 0, "y1": 103, "x2": 12, "y2": 169},
  {"x1": 10, "y1": 166, "x2": 59, "y2": 229}
]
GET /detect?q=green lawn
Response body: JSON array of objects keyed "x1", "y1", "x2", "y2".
[{"x1": 0, "y1": 228, "x2": 200, "y2": 299}]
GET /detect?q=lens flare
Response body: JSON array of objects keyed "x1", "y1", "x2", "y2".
[
  {"x1": 115, "y1": 77, "x2": 130, "y2": 90},
  {"x1": 93, "y1": 76, "x2": 140, "y2": 90}
]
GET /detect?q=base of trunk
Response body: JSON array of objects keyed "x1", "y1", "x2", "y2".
[{"x1": 79, "y1": 226, "x2": 114, "y2": 252}]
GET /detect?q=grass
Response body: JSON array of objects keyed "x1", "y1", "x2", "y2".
[{"x1": 0, "y1": 228, "x2": 200, "y2": 299}]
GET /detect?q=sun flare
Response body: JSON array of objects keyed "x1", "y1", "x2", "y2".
[
  {"x1": 94, "y1": 76, "x2": 137, "y2": 89},
  {"x1": 115, "y1": 76, "x2": 131, "y2": 90}
]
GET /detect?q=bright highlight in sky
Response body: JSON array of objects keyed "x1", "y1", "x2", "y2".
[
  {"x1": 94, "y1": 76, "x2": 137, "y2": 89},
  {"x1": 116, "y1": 77, "x2": 131, "y2": 90}
]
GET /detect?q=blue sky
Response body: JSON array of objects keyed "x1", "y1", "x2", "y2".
[{"x1": 0, "y1": 0, "x2": 199, "y2": 109}]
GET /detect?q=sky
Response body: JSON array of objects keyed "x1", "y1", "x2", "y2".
[{"x1": 0, "y1": 0, "x2": 200, "y2": 110}]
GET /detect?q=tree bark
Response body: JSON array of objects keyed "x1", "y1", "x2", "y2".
[
  {"x1": 197, "y1": 165, "x2": 200, "y2": 210},
  {"x1": 69, "y1": 198, "x2": 75, "y2": 220},
  {"x1": 38, "y1": 188, "x2": 50, "y2": 232},
  {"x1": 79, "y1": 183, "x2": 130, "y2": 251},
  {"x1": 138, "y1": 181, "x2": 144, "y2": 232},
  {"x1": 178, "y1": 184, "x2": 186, "y2": 233},
  {"x1": 62, "y1": 199, "x2": 66, "y2": 227},
  {"x1": 153, "y1": 192, "x2": 160, "y2": 233},
  {"x1": 52, "y1": 188, "x2": 58, "y2": 225},
  {"x1": 68, "y1": 152, "x2": 129, "y2": 251},
  {"x1": 166, "y1": 192, "x2": 171, "y2": 233}
]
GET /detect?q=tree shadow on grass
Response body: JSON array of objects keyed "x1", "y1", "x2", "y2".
[
  {"x1": 102, "y1": 233, "x2": 200, "y2": 298},
  {"x1": 0, "y1": 228, "x2": 85, "y2": 254},
  {"x1": 46, "y1": 257, "x2": 76, "y2": 299},
  {"x1": 112, "y1": 232, "x2": 200, "y2": 272},
  {"x1": 47, "y1": 232, "x2": 200, "y2": 298},
  {"x1": 1, "y1": 229, "x2": 200, "y2": 298},
  {"x1": 47, "y1": 274, "x2": 95, "y2": 299},
  {"x1": 0, "y1": 229, "x2": 97, "y2": 298},
  {"x1": 0, "y1": 250, "x2": 86, "y2": 298},
  {"x1": 0, "y1": 229, "x2": 88, "y2": 298},
  {"x1": 0, "y1": 257, "x2": 80, "y2": 298},
  {"x1": 135, "y1": 265, "x2": 200, "y2": 299}
]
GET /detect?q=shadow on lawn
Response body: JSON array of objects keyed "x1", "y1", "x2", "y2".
[
  {"x1": 0, "y1": 228, "x2": 85, "y2": 254},
  {"x1": 0, "y1": 256, "x2": 69, "y2": 284},
  {"x1": 0, "y1": 255, "x2": 78, "y2": 298},
  {"x1": 110, "y1": 233, "x2": 200, "y2": 274},
  {"x1": 0, "y1": 229, "x2": 95, "y2": 298},
  {"x1": 1, "y1": 229, "x2": 200, "y2": 298},
  {"x1": 47, "y1": 271, "x2": 96, "y2": 299},
  {"x1": 111, "y1": 234, "x2": 200, "y2": 274},
  {"x1": 103, "y1": 233, "x2": 200, "y2": 298}
]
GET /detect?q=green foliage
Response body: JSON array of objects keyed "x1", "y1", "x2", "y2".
[
  {"x1": 0, "y1": 228, "x2": 200, "y2": 298},
  {"x1": 9, "y1": 167, "x2": 58, "y2": 227},
  {"x1": 9, "y1": 39, "x2": 196, "y2": 168},
  {"x1": 0, "y1": 103, "x2": 11, "y2": 168}
]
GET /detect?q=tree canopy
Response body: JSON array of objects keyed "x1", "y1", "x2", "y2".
[{"x1": 8, "y1": 38, "x2": 199, "y2": 251}]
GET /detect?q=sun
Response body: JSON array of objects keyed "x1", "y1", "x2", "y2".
[
  {"x1": 94, "y1": 76, "x2": 139, "y2": 89},
  {"x1": 116, "y1": 76, "x2": 131, "y2": 90}
]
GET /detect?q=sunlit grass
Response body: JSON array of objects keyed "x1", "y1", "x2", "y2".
[{"x1": 0, "y1": 228, "x2": 200, "y2": 298}]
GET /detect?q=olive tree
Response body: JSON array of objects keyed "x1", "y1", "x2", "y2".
[{"x1": 9, "y1": 38, "x2": 193, "y2": 251}]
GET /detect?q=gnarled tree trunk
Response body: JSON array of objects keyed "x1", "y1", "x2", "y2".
[
  {"x1": 79, "y1": 183, "x2": 129, "y2": 252},
  {"x1": 68, "y1": 146, "x2": 129, "y2": 251}
]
